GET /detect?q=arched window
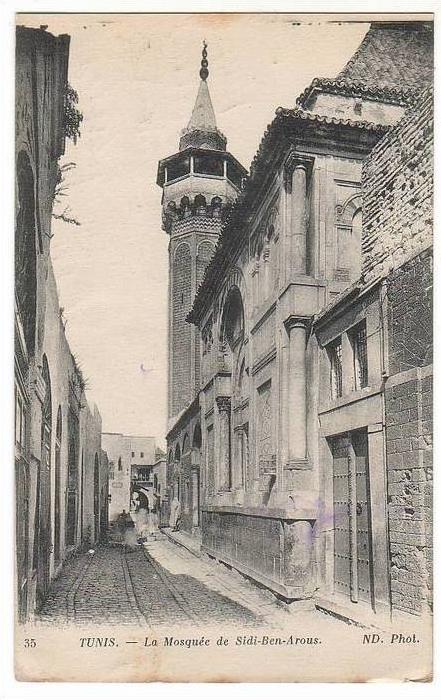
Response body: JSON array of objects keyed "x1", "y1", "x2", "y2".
[
  {"x1": 351, "y1": 208, "x2": 362, "y2": 279},
  {"x1": 174, "y1": 443, "x2": 181, "y2": 463},
  {"x1": 218, "y1": 287, "x2": 246, "y2": 491},
  {"x1": 15, "y1": 151, "x2": 37, "y2": 354},
  {"x1": 220, "y1": 287, "x2": 245, "y2": 373},
  {"x1": 54, "y1": 406, "x2": 62, "y2": 565},
  {"x1": 118, "y1": 456, "x2": 122, "y2": 471},
  {"x1": 182, "y1": 433, "x2": 190, "y2": 455},
  {"x1": 211, "y1": 196, "x2": 222, "y2": 218},
  {"x1": 335, "y1": 193, "x2": 363, "y2": 282},
  {"x1": 193, "y1": 423, "x2": 202, "y2": 451}
]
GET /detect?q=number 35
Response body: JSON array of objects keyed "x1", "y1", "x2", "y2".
[{"x1": 24, "y1": 638, "x2": 36, "y2": 648}]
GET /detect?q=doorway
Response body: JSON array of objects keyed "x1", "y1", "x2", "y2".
[{"x1": 331, "y1": 429, "x2": 373, "y2": 607}]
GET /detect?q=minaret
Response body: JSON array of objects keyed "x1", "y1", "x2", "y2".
[{"x1": 157, "y1": 43, "x2": 246, "y2": 422}]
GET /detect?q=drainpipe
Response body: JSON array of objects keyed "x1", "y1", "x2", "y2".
[{"x1": 379, "y1": 278, "x2": 393, "y2": 621}]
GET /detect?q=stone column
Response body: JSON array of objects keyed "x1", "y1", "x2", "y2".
[
  {"x1": 216, "y1": 396, "x2": 231, "y2": 491},
  {"x1": 283, "y1": 154, "x2": 313, "y2": 280},
  {"x1": 291, "y1": 163, "x2": 308, "y2": 274},
  {"x1": 284, "y1": 316, "x2": 311, "y2": 468}
]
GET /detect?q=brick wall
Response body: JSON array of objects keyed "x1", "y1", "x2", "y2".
[
  {"x1": 362, "y1": 87, "x2": 433, "y2": 283},
  {"x1": 387, "y1": 249, "x2": 432, "y2": 375}
]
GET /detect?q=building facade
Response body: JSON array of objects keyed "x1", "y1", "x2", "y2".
[
  {"x1": 103, "y1": 433, "x2": 165, "y2": 522},
  {"x1": 163, "y1": 22, "x2": 433, "y2": 622},
  {"x1": 15, "y1": 26, "x2": 108, "y2": 623}
]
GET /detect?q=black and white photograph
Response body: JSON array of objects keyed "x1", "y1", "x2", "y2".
[{"x1": 10, "y1": 10, "x2": 433, "y2": 683}]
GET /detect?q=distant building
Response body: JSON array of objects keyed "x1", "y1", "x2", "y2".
[
  {"x1": 102, "y1": 434, "x2": 165, "y2": 521},
  {"x1": 161, "y1": 23, "x2": 433, "y2": 622},
  {"x1": 15, "y1": 26, "x2": 107, "y2": 622}
]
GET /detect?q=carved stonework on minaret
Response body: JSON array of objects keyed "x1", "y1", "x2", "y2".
[{"x1": 156, "y1": 43, "x2": 246, "y2": 420}]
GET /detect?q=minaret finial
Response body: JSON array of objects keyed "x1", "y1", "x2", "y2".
[{"x1": 199, "y1": 40, "x2": 209, "y2": 81}]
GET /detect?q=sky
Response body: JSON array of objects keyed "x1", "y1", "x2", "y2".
[{"x1": 18, "y1": 13, "x2": 370, "y2": 445}]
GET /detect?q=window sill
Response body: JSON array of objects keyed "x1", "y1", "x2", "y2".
[{"x1": 319, "y1": 385, "x2": 382, "y2": 415}]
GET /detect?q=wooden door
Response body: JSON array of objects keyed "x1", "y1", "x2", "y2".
[
  {"x1": 332, "y1": 430, "x2": 373, "y2": 606},
  {"x1": 353, "y1": 430, "x2": 372, "y2": 605},
  {"x1": 332, "y1": 434, "x2": 351, "y2": 597}
]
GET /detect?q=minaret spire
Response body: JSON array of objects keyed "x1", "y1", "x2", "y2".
[
  {"x1": 200, "y1": 40, "x2": 209, "y2": 81},
  {"x1": 179, "y1": 41, "x2": 227, "y2": 151}
]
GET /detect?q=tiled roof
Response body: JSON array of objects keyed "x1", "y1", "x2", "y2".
[
  {"x1": 296, "y1": 77, "x2": 417, "y2": 110},
  {"x1": 187, "y1": 22, "x2": 433, "y2": 326},
  {"x1": 188, "y1": 108, "x2": 388, "y2": 325},
  {"x1": 337, "y1": 22, "x2": 433, "y2": 90}
]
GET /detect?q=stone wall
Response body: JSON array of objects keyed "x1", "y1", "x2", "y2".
[
  {"x1": 384, "y1": 249, "x2": 432, "y2": 616},
  {"x1": 202, "y1": 508, "x2": 315, "y2": 600},
  {"x1": 362, "y1": 87, "x2": 433, "y2": 283},
  {"x1": 361, "y1": 84, "x2": 434, "y2": 617},
  {"x1": 385, "y1": 366, "x2": 432, "y2": 615}
]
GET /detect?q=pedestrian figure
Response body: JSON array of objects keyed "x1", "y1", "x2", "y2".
[
  {"x1": 117, "y1": 509, "x2": 128, "y2": 543},
  {"x1": 169, "y1": 495, "x2": 181, "y2": 532}
]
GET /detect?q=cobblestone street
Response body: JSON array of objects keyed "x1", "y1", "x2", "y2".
[{"x1": 37, "y1": 535, "x2": 345, "y2": 632}]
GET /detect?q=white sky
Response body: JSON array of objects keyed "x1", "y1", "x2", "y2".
[{"x1": 18, "y1": 13, "x2": 370, "y2": 445}]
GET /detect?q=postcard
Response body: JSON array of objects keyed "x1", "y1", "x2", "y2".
[{"x1": 13, "y1": 12, "x2": 433, "y2": 682}]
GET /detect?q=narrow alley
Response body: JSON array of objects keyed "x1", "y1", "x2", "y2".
[{"x1": 37, "y1": 535, "x2": 344, "y2": 633}]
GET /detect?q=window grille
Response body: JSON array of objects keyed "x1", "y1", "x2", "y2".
[
  {"x1": 352, "y1": 321, "x2": 368, "y2": 389},
  {"x1": 328, "y1": 337, "x2": 343, "y2": 399}
]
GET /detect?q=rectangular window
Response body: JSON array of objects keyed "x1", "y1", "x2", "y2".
[
  {"x1": 193, "y1": 154, "x2": 224, "y2": 177},
  {"x1": 351, "y1": 321, "x2": 368, "y2": 390},
  {"x1": 328, "y1": 337, "x2": 343, "y2": 399},
  {"x1": 166, "y1": 156, "x2": 190, "y2": 182},
  {"x1": 131, "y1": 451, "x2": 135, "y2": 458},
  {"x1": 140, "y1": 451, "x2": 144, "y2": 458}
]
